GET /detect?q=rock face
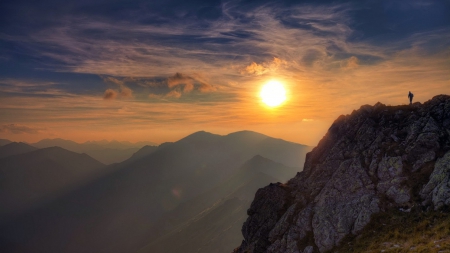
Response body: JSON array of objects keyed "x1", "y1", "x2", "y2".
[{"x1": 234, "y1": 95, "x2": 450, "y2": 253}]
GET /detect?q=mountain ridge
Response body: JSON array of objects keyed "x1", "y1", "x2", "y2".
[
  {"x1": 31, "y1": 138, "x2": 157, "y2": 164},
  {"x1": 234, "y1": 94, "x2": 450, "y2": 253},
  {"x1": 0, "y1": 142, "x2": 38, "y2": 159},
  {"x1": 0, "y1": 130, "x2": 311, "y2": 253},
  {"x1": 0, "y1": 146, "x2": 105, "y2": 221}
]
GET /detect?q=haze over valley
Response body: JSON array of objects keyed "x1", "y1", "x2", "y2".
[{"x1": 0, "y1": 131, "x2": 312, "y2": 253}]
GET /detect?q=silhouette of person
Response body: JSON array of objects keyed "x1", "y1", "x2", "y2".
[{"x1": 408, "y1": 91, "x2": 414, "y2": 105}]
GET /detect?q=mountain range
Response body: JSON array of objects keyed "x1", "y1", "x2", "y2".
[
  {"x1": 0, "y1": 145, "x2": 105, "y2": 221},
  {"x1": 0, "y1": 130, "x2": 312, "y2": 253},
  {"x1": 31, "y1": 138, "x2": 158, "y2": 164},
  {"x1": 0, "y1": 142, "x2": 38, "y2": 159}
]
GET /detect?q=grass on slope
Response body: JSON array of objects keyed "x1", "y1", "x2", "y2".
[{"x1": 330, "y1": 208, "x2": 450, "y2": 253}]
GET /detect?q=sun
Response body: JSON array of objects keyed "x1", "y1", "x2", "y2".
[{"x1": 260, "y1": 80, "x2": 287, "y2": 107}]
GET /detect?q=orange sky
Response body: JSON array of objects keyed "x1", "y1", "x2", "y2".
[{"x1": 1, "y1": 1, "x2": 449, "y2": 146}]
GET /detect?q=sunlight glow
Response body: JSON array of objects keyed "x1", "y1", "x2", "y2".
[{"x1": 260, "y1": 80, "x2": 287, "y2": 107}]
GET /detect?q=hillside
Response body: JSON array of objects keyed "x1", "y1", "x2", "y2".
[
  {"x1": 32, "y1": 138, "x2": 156, "y2": 164},
  {"x1": 127, "y1": 145, "x2": 159, "y2": 161},
  {"x1": 0, "y1": 142, "x2": 38, "y2": 159},
  {"x1": 0, "y1": 147, "x2": 105, "y2": 221},
  {"x1": 234, "y1": 95, "x2": 450, "y2": 253},
  {"x1": 0, "y1": 139, "x2": 12, "y2": 146},
  {"x1": 139, "y1": 155, "x2": 298, "y2": 253},
  {"x1": 331, "y1": 209, "x2": 450, "y2": 252},
  {"x1": 0, "y1": 130, "x2": 310, "y2": 253}
]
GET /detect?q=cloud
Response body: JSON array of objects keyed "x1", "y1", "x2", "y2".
[
  {"x1": 102, "y1": 76, "x2": 124, "y2": 86},
  {"x1": 302, "y1": 119, "x2": 314, "y2": 122},
  {"x1": 242, "y1": 62, "x2": 268, "y2": 75},
  {"x1": 101, "y1": 73, "x2": 215, "y2": 100},
  {"x1": 103, "y1": 89, "x2": 118, "y2": 100},
  {"x1": 119, "y1": 85, "x2": 133, "y2": 98},
  {"x1": 165, "y1": 90, "x2": 182, "y2": 98},
  {"x1": 148, "y1": 93, "x2": 162, "y2": 99},
  {"x1": 167, "y1": 73, "x2": 215, "y2": 93},
  {"x1": 341, "y1": 56, "x2": 359, "y2": 70},
  {"x1": 302, "y1": 49, "x2": 325, "y2": 67},
  {"x1": 102, "y1": 77, "x2": 133, "y2": 99},
  {"x1": 241, "y1": 57, "x2": 288, "y2": 75},
  {"x1": 0, "y1": 124, "x2": 40, "y2": 134}
]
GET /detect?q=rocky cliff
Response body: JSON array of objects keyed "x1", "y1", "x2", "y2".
[{"x1": 234, "y1": 95, "x2": 450, "y2": 253}]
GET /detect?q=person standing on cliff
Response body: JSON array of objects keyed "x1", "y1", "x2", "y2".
[{"x1": 408, "y1": 91, "x2": 414, "y2": 105}]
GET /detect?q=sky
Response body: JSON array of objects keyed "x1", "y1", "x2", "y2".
[{"x1": 0, "y1": 0, "x2": 449, "y2": 146}]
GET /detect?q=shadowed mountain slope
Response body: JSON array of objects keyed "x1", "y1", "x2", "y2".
[
  {"x1": 0, "y1": 130, "x2": 310, "y2": 253},
  {"x1": 0, "y1": 139, "x2": 12, "y2": 146},
  {"x1": 234, "y1": 95, "x2": 450, "y2": 253},
  {"x1": 0, "y1": 147, "x2": 105, "y2": 221},
  {"x1": 32, "y1": 138, "x2": 157, "y2": 164},
  {"x1": 127, "y1": 145, "x2": 159, "y2": 162},
  {"x1": 0, "y1": 142, "x2": 37, "y2": 159},
  {"x1": 139, "y1": 155, "x2": 298, "y2": 253}
]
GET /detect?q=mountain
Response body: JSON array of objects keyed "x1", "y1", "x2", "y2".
[
  {"x1": 127, "y1": 145, "x2": 159, "y2": 161},
  {"x1": 0, "y1": 147, "x2": 105, "y2": 221},
  {"x1": 138, "y1": 155, "x2": 298, "y2": 253},
  {"x1": 32, "y1": 138, "x2": 157, "y2": 164},
  {"x1": 32, "y1": 138, "x2": 93, "y2": 152},
  {"x1": 84, "y1": 140, "x2": 158, "y2": 149},
  {"x1": 0, "y1": 130, "x2": 311, "y2": 253},
  {"x1": 84, "y1": 147, "x2": 142, "y2": 164},
  {"x1": 0, "y1": 139, "x2": 12, "y2": 146},
  {"x1": 0, "y1": 142, "x2": 38, "y2": 159},
  {"x1": 234, "y1": 95, "x2": 450, "y2": 253}
]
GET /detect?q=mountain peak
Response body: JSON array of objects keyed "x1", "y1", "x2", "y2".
[
  {"x1": 235, "y1": 95, "x2": 450, "y2": 253},
  {"x1": 178, "y1": 130, "x2": 221, "y2": 142},
  {"x1": 0, "y1": 142, "x2": 38, "y2": 159},
  {"x1": 225, "y1": 130, "x2": 269, "y2": 139}
]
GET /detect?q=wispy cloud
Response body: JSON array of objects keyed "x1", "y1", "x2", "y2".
[
  {"x1": 0, "y1": 0, "x2": 449, "y2": 145},
  {"x1": 102, "y1": 76, "x2": 133, "y2": 100},
  {"x1": 0, "y1": 124, "x2": 41, "y2": 134},
  {"x1": 103, "y1": 89, "x2": 118, "y2": 100}
]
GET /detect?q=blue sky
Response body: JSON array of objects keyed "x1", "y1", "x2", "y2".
[{"x1": 0, "y1": 0, "x2": 449, "y2": 144}]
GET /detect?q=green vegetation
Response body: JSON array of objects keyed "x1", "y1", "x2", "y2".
[{"x1": 330, "y1": 209, "x2": 450, "y2": 253}]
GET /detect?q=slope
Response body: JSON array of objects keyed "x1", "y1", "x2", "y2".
[
  {"x1": 0, "y1": 130, "x2": 310, "y2": 253},
  {"x1": 0, "y1": 139, "x2": 12, "y2": 146},
  {"x1": 234, "y1": 95, "x2": 450, "y2": 253},
  {"x1": 0, "y1": 142, "x2": 38, "y2": 159},
  {"x1": 32, "y1": 138, "x2": 156, "y2": 164},
  {"x1": 0, "y1": 147, "x2": 105, "y2": 221},
  {"x1": 139, "y1": 155, "x2": 298, "y2": 253}
]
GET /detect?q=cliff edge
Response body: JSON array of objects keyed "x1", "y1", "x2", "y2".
[{"x1": 234, "y1": 95, "x2": 450, "y2": 253}]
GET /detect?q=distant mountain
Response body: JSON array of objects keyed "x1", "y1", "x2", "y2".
[
  {"x1": 0, "y1": 147, "x2": 105, "y2": 221},
  {"x1": 0, "y1": 130, "x2": 311, "y2": 253},
  {"x1": 85, "y1": 147, "x2": 142, "y2": 164},
  {"x1": 128, "y1": 145, "x2": 159, "y2": 161},
  {"x1": 32, "y1": 138, "x2": 93, "y2": 152},
  {"x1": 0, "y1": 142, "x2": 38, "y2": 159},
  {"x1": 32, "y1": 138, "x2": 157, "y2": 164},
  {"x1": 0, "y1": 139, "x2": 12, "y2": 146},
  {"x1": 139, "y1": 155, "x2": 298, "y2": 253},
  {"x1": 84, "y1": 140, "x2": 158, "y2": 149}
]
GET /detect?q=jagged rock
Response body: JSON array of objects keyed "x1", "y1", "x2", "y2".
[
  {"x1": 234, "y1": 95, "x2": 450, "y2": 253},
  {"x1": 237, "y1": 183, "x2": 290, "y2": 253},
  {"x1": 420, "y1": 150, "x2": 450, "y2": 209},
  {"x1": 302, "y1": 246, "x2": 313, "y2": 253}
]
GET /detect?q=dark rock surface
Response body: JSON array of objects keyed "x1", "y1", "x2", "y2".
[{"x1": 234, "y1": 95, "x2": 450, "y2": 253}]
